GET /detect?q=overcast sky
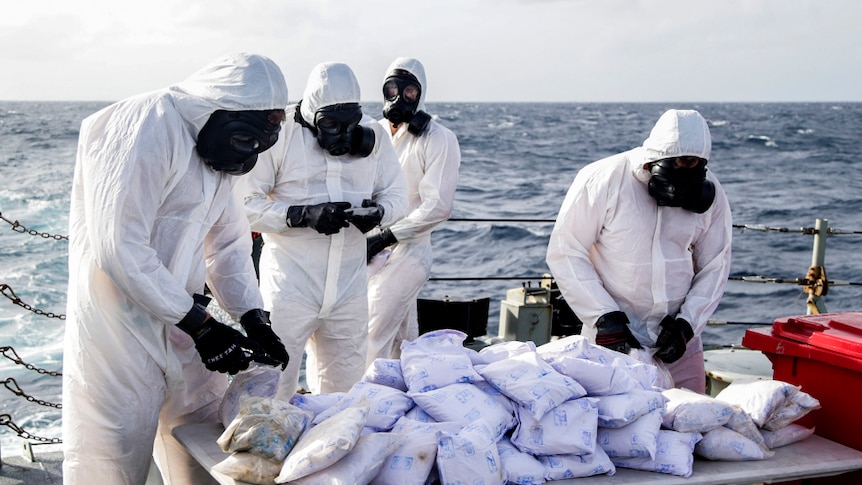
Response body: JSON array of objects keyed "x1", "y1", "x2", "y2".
[{"x1": 1, "y1": 0, "x2": 860, "y2": 103}]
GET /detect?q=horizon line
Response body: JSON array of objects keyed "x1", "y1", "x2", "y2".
[{"x1": 2, "y1": 99, "x2": 861, "y2": 105}]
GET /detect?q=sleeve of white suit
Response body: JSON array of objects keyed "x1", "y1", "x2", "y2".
[
  {"x1": 676, "y1": 176, "x2": 733, "y2": 336},
  {"x1": 204, "y1": 189, "x2": 264, "y2": 320},
  {"x1": 389, "y1": 126, "x2": 461, "y2": 242},
  {"x1": 545, "y1": 166, "x2": 621, "y2": 329},
  {"x1": 238, "y1": 131, "x2": 292, "y2": 233},
  {"x1": 84, "y1": 110, "x2": 194, "y2": 325},
  {"x1": 371, "y1": 124, "x2": 409, "y2": 227}
]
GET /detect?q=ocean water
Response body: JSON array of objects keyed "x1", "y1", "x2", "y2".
[{"x1": 2, "y1": 100, "x2": 862, "y2": 454}]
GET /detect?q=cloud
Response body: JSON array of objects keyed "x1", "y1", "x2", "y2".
[{"x1": 1, "y1": 0, "x2": 860, "y2": 102}]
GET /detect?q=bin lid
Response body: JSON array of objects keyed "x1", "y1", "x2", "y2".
[
  {"x1": 743, "y1": 326, "x2": 862, "y2": 373},
  {"x1": 772, "y1": 312, "x2": 862, "y2": 359}
]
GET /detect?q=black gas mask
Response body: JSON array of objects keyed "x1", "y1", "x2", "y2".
[
  {"x1": 382, "y1": 72, "x2": 431, "y2": 136},
  {"x1": 647, "y1": 157, "x2": 715, "y2": 213},
  {"x1": 296, "y1": 101, "x2": 375, "y2": 157},
  {"x1": 196, "y1": 109, "x2": 284, "y2": 175}
]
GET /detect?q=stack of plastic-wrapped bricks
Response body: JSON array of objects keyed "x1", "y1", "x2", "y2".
[{"x1": 213, "y1": 329, "x2": 820, "y2": 485}]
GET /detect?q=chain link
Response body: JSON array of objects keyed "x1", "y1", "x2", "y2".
[
  {"x1": 0, "y1": 211, "x2": 68, "y2": 240},
  {"x1": 0, "y1": 346, "x2": 62, "y2": 377},
  {"x1": 0, "y1": 414, "x2": 62, "y2": 444},
  {"x1": 2, "y1": 377, "x2": 61, "y2": 408},
  {"x1": 0, "y1": 284, "x2": 66, "y2": 320}
]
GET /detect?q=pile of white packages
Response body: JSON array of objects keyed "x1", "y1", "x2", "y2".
[{"x1": 212, "y1": 329, "x2": 821, "y2": 484}]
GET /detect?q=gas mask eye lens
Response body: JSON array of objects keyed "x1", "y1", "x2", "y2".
[
  {"x1": 229, "y1": 133, "x2": 261, "y2": 153},
  {"x1": 383, "y1": 80, "x2": 399, "y2": 101},
  {"x1": 674, "y1": 157, "x2": 705, "y2": 169},
  {"x1": 267, "y1": 109, "x2": 286, "y2": 126},
  {"x1": 402, "y1": 84, "x2": 420, "y2": 102},
  {"x1": 316, "y1": 117, "x2": 341, "y2": 134},
  {"x1": 383, "y1": 79, "x2": 420, "y2": 102}
]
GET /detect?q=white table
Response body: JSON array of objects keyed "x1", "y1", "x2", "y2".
[{"x1": 173, "y1": 422, "x2": 862, "y2": 485}]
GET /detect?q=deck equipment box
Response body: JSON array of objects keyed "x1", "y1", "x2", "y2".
[
  {"x1": 498, "y1": 286, "x2": 553, "y2": 345},
  {"x1": 417, "y1": 297, "x2": 489, "y2": 342},
  {"x1": 743, "y1": 312, "x2": 862, "y2": 453}
]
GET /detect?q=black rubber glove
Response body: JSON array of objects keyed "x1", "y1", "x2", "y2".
[
  {"x1": 286, "y1": 202, "x2": 351, "y2": 235},
  {"x1": 347, "y1": 199, "x2": 385, "y2": 234},
  {"x1": 595, "y1": 311, "x2": 643, "y2": 354},
  {"x1": 240, "y1": 309, "x2": 289, "y2": 370},
  {"x1": 177, "y1": 299, "x2": 260, "y2": 375},
  {"x1": 366, "y1": 228, "x2": 398, "y2": 263},
  {"x1": 655, "y1": 316, "x2": 694, "y2": 364}
]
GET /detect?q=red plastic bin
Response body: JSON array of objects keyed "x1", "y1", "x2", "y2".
[{"x1": 743, "y1": 312, "x2": 862, "y2": 452}]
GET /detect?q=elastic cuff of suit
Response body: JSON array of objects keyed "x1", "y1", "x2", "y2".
[
  {"x1": 177, "y1": 303, "x2": 208, "y2": 336},
  {"x1": 286, "y1": 206, "x2": 306, "y2": 227}
]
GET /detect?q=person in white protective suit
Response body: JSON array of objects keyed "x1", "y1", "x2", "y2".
[
  {"x1": 364, "y1": 57, "x2": 461, "y2": 366},
  {"x1": 546, "y1": 109, "x2": 732, "y2": 393},
  {"x1": 239, "y1": 62, "x2": 407, "y2": 400},
  {"x1": 62, "y1": 53, "x2": 290, "y2": 485}
]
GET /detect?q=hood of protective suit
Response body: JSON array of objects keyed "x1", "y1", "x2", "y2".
[
  {"x1": 169, "y1": 52, "x2": 289, "y2": 135},
  {"x1": 299, "y1": 62, "x2": 361, "y2": 126},
  {"x1": 383, "y1": 57, "x2": 427, "y2": 112},
  {"x1": 640, "y1": 109, "x2": 711, "y2": 164}
]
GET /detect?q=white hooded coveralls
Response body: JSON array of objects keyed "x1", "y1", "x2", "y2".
[
  {"x1": 546, "y1": 109, "x2": 732, "y2": 392},
  {"x1": 62, "y1": 53, "x2": 288, "y2": 485},
  {"x1": 366, "y1": 57, "x2": 461, "y2": 366},
  {"x1": 239, "y1": 62, "x2": 407, "y2": 400}
]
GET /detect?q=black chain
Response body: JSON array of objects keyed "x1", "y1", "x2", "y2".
[
  {"x1": 0, "y1": 211, "x2": 68, "y2": 240},
  {"x1": 0, "y1": 347, "x2": 62, "y2": 377},
  {"x1": 729, "y1": 276, "x2": 862, "y2": 286},
  {"x1": 448, "y1": 217, "x2": 557, "y2": 223},
  {"x1": 0, "y1": 284, "x2": 66, "y2": 320},
  {"x1": 1, "y1": 377, "x2": 61, "y2": 408},
  {"x1": 732, "y1": 223, "x2": 862, "y2": 235},
  {"x1": 445, "y1": 220, "x2": 862, "y2": 234},
  {"x1": 0, "y1": 414, "x2": 62, "y2": 444}
]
